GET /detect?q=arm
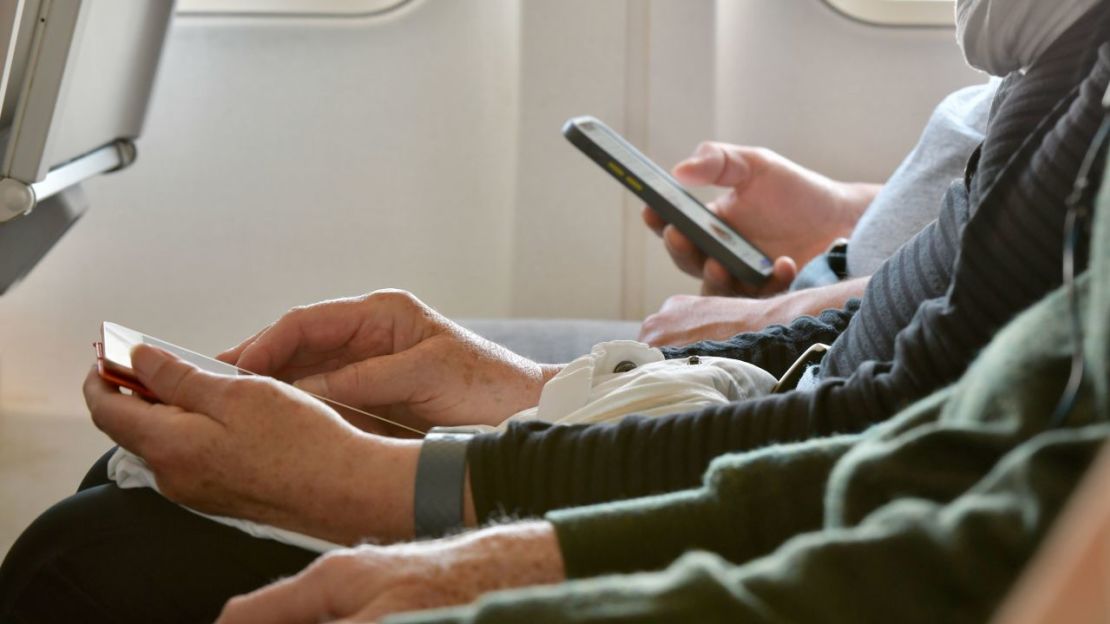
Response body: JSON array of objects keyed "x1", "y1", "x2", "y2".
[
  {"x1": 86, "y1": 290, "x2": 564, "y2": 545},
  {"x1": 398, "y1": 428, "x2": 1110, "y2": 624},
  {"x1": 219, "y1": 405, "x2": 1110, "y2": 624},
  {"x1": 217, "y1": 430, "x2": 861, "y2": 624},
  {"x1": 639, "y1": 276, "x2": 869, "y2": 348}
]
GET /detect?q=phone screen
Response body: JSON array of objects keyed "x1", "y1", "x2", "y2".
[{"x1": 101, "y1": 322, "x2": 241, "y2": 377}]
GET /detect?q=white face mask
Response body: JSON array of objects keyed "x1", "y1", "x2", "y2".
[{"x1": 956, "y1": 0, "x2": 1101, "y2": 75}]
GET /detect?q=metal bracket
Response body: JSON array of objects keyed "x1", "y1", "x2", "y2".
[
  {"x1": 0, "y1": 183, "x2": 87, "y2": 295},
  {"x1": 0, "y1": 137, "x2": 134, "y2": 222}
]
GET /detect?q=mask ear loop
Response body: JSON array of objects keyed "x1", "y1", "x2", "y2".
[{"x1": 1048, "y1": 113, "x2": 1110, "y2": 427}]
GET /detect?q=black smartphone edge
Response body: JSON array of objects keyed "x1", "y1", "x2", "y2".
[{"x1": 562, "y1": 116, "x2": 772, "y2": 285}]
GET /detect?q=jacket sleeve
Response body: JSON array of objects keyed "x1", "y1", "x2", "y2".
[
  {"x1": 660, "y1": 300, "x2": 859, "y2": 378},
  {"x1": 467, "y1": 362, "x2": 902, "y2": 523},
  {"x1": 393, "y1": 424, "x2": 1110, "y2": 624}
]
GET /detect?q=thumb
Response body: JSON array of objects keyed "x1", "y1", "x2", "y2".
[
  {"x1": 753, "y1": 256, "x2": 798, "y2": 297},
  {"x1": 673, "y1": 142, "x2": 751, "y2": 188},
  {"x1": 131, "y1": 344, "x2": 225, "y2": 414},
  {"x1": 293, "y1": 350, "x2": 423, "y2": 407},
  {"x1": 217, "y1": 572, "x2": 333, "y2": 624}
]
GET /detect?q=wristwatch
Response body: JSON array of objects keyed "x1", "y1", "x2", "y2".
[{"x1": 413, "y1": 427, "x2": 478, "y2": 538}]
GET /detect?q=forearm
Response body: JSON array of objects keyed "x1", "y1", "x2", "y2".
[
  {"x1": 389, "y1": 435, "x2": 856, "y2": 623},
  {"x1": 324, "y1": 435, "x2": 422, "y2": 544},
  {"x1": 662, "y1": 297, "x2": 861, "y2": 378},
  {"x1": 394, "y1": 425, "x2": 1110, "y2": 624},
  {"x1": 547, "y1": 433, "x2": 858, "y2": 578},
  {"x1": 773, "y1": 276, "x2": 869, "y2": 321},
  {"x1": 839, "y1": 182, "x2": 884, "y2": 223},
  {"x1": 465, "y1": 379, "x2": 888, "y2": 525},
  {"x1": 426, "y1": 521, "x2": 565, "y2": 594}
]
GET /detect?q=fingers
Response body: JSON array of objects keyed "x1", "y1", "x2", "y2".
[
  {"x1": 672, "y1": 142, "x2": 754, "y2": 189},
  {"x1": 700, "y1": 259, "x2": 744, "y2": 296},
  {"x1": 661, "y1": 225, "x2": 708, "y2": 278},
  {"x1": 766, "y1": 256, "x2": 799, "y2": 294},
  {"x1": 641, "y1": 205, "x2": 667, "y2": 236},
  {"x1": 353, "y1": 586, "x2": 444, "y2": 623},
  {"x1": 84, "y1": 366, "x2": 198, "y2": 457},
  {"x1": 85, "y1": 367, "x2": 163, "y2": 454},
  {"x1": 217, "y1": 569, "x2": 335, "y2": 624},
  {"x1": 293, "y1": 348, "x2": 424, "y2": 408},
  {"x1": 235, "y1": 299, "x2": 368, "y2": 376},
  {"x1": 219, "y1": 549, "x2": 385, "y2": 624},
  {"x1": 217, "y1": 323, "x2": 273, "y2": 365},
  {"x1": 739, "y1": 256, "x2": 798, "y2": 298},
  {"x1": 131, "y1": 344, "x2": 227, "y2": 416},
  {"x1": 700, "y1": 255, "x2": 796, "y2": 298}
]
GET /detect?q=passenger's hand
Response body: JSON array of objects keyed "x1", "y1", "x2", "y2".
[
  {"x1": 217, "y1": 522, "x2": 564, "y2": 624},
  {"x1": 639, "y1": 294, "x2": 783, "y2": 347},
  {"x1": 638, "y1": 277, "x2": 871, "y2": 347},
  {"x1": 643, "y1": 142, "x2": 879, "y2": 297},
  {"x1": 84, "y1": 346, "x2": 419, "y2": 544},
  {"x1": 217, "y1": 290, "x2": 560, "y2": 431}
]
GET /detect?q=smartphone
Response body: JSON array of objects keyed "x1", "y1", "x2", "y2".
[
  {"x1": 95, "y1": 321, "x2": 243, "y2": 400},
  {"x1": 563, "y1": 115, "x2": 773, "y2": 284}
]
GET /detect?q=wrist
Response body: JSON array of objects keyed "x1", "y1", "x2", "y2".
[
  {"x1": 332, "y1": 434, "x2": 420, "y2": 544},
  {"x1": 761, "y1": 289, "x2": 808, "y2": 325},
  {"x1": 771, "y1": 276, "x2": 870, "y2": 322},
  {"x1": 539, "y1": 363, "x2": 565, "y2": 383},
  {"x1": 433, "y1": 521, "x2": 566, "y2": 592},
  {"x1": 834, "y1": 182, "x2": 883, "y2": 227},
  {"x1": 514, "y1": 363, "x2": 564, "y2": 415}
]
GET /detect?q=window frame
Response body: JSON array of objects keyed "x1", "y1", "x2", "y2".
[
  {"x1": 823, "y1": 0, "x2": 955, "y2": 27},
  {"x1": 175, "y1": 0, "x2": 412, "y2": 18}
]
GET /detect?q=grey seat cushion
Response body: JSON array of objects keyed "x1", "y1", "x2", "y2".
[{"x1": 459, "y1": 318, "x2": 641, "y2": 364}]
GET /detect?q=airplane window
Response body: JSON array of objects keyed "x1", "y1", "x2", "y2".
[
  {"x1": 176, "y1": 0, "x2": 411, "y2": 18},
  {"x1": 824, "y1": 0, "x2": 954, "y2": 26}
]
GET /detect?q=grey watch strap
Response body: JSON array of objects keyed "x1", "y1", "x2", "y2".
[{"x1": 414, "y1": 429, "x2": 475, "y2": 539}]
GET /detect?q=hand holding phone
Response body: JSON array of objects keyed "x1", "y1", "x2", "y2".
[
  {"x1": 95, "y1": 321, "x2": 429, "y2": 437},
  {"x1": 563, "y1": 115, "x2": 774, "y2": 285}
]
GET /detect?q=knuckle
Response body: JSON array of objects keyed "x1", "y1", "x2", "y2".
[
  {"x1": 144, "y1": 440, "x2": 185, "y2": 475},
  {"x1": 708, "y1": 196, "x2": 730, "y2": 216},
  {"x1": 222, "y1": 376, "x2": 269, "y2": 404},
  {"x1": 278, "y1": 305, "x2": 309, "y2": 327},
  {"x1": 748, "y1": 146, "x2": 778, "y2": 169},
  {"x1": 220, "y1": 595, "x2": 247, "y2": 618},
  {"x1": 220, "y1": 380, "x2": 248, "y2": 404},
  {"x1": 152, "y1": 465, "x2": 190, "y2": 501},
  {"x1": 313, "y1": 551, "x2": 360, "y2": 578},
  {"x1": 374, "y1": 288, "x2": 418, "y2": 307},
  {"x1": 88, "y1": 403, "x2": 107, "y2": 429},
  {"x1": 166, "y1": 366, "x2": 199, "y2": 406}
]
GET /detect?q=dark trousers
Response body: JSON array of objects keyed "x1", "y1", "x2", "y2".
[{"x1": 0, "y1": 450, "x2": 317, "y2": 623}]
